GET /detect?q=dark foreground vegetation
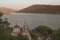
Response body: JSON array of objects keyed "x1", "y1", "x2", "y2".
[{"x1": 0, "y1": 12, "x2": 60, "y2": 40}]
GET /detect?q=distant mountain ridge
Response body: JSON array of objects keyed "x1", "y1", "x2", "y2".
[
  {"x1": 0, "y1": 7, "x2": 16, "y2": 14},
  {"x1": 17, "y1": 4, "x2": 60, "y2": 14}
]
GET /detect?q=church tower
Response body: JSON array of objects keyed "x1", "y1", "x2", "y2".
[
  {"x1": 11, "y1": 21, "x2": 21, "y2": 36},
  {"x1": 22, "y1": 20, "x2": 29, "y2": 33},
  {"x1": 11, "y1": 24, "x2": 21, "y2": 36},
  {"x1": 22, "y1": 20, "x2": 31, "y2": 40}
]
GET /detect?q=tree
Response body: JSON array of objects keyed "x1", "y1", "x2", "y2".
[
  {"x1": 37, "y1": 26, "x2": 53, "y2": 40},
  {"x1": 31, "y1": 25, "x2": 53, "y2": 40},
  {"x1": 0, "y1": 12, "x2": 4, "y2": 40},
  {"x1": 0, "y1": 12, "x2": 10, "y2": 40},
  {"x1": 3, "y1": 18, "x2": 10, "y2": 28},
  {"x1": 0, "y1": 12, "x2": 3, "y2": 17},
  {"x1": 0, "y1": 12, "x2": 3, "y2": 28},
  {"x1": 57, "y1": 28, "x2": 60, "y2": 32},
  {"x1": 52, "y1": 29, "x2": 60, "y2": 40}
]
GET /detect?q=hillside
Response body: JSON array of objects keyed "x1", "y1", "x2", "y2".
[
  {"x1": 0, "y1": 7, "x2": 16, "y2": 14},
  {"x1": 17, "y1": 4, "x2": 60, "y2": 14}
]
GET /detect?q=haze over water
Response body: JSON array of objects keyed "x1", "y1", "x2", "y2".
[{"x1": 2, "y1": 13, "x2": 60, "y2": 30}]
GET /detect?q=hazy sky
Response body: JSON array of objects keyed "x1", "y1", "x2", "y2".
[{"x1": 0, "y1": 0, "x2": 60, "y2": 10}]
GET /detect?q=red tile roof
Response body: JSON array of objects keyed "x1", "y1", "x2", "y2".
[{"x1": 13, "y1": 24, "x2": 20, "y2": 28}]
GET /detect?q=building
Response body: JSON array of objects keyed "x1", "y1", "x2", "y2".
[
  {"x1": 22, "y1": 21, "x2": 31, "y2": 40},
  {"x1": 11, "y1": 20, "x2": 31, "y2": 40},
  {"x1": 47, "y1": 35, "x2": 53, "y2": 40},
  {"x1": 11, "y1": 24, "x2": 20, "y2": 36},
  {"x1": 38, "y1": 36, "x2": 42, "y2": 40}
]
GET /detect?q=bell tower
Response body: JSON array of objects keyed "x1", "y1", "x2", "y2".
[
  {"x1": 22, "y1": 20, "x2": 31, "y2": 40},
  {"x1": 22, "y1": 20, "x2": 29, "y2": 33}
]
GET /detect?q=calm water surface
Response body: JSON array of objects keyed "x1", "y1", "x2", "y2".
[{"x1": 2, "y1": 13, "x2": 60, "y2": 30}]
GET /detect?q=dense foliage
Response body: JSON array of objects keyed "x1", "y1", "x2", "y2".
[{"x1": 30, "y1": 26, "x2": 60, "y2": 40}]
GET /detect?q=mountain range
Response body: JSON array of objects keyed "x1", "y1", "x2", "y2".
[
  {"x1": 0, "y1": 4, "x2": 60, "y2": 14},
  {"x1": 17, "y1": 4, "x2": 60, "y2": 14},
  {"x1": 0, "y1": 7, "x2": 16, "y2": 14}
]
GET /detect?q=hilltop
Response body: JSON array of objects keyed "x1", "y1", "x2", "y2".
[{"x1": 17, "y1": 4, "x2": 60, "y2": 14}]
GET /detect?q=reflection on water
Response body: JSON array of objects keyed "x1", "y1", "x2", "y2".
[{"x1": 2, "y1": 13, "x2": 60, "y2": 30}]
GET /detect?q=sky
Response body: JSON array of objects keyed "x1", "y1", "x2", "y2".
[{"x1": 0, "y1": 0, "x2": 60, "y2": 10}]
